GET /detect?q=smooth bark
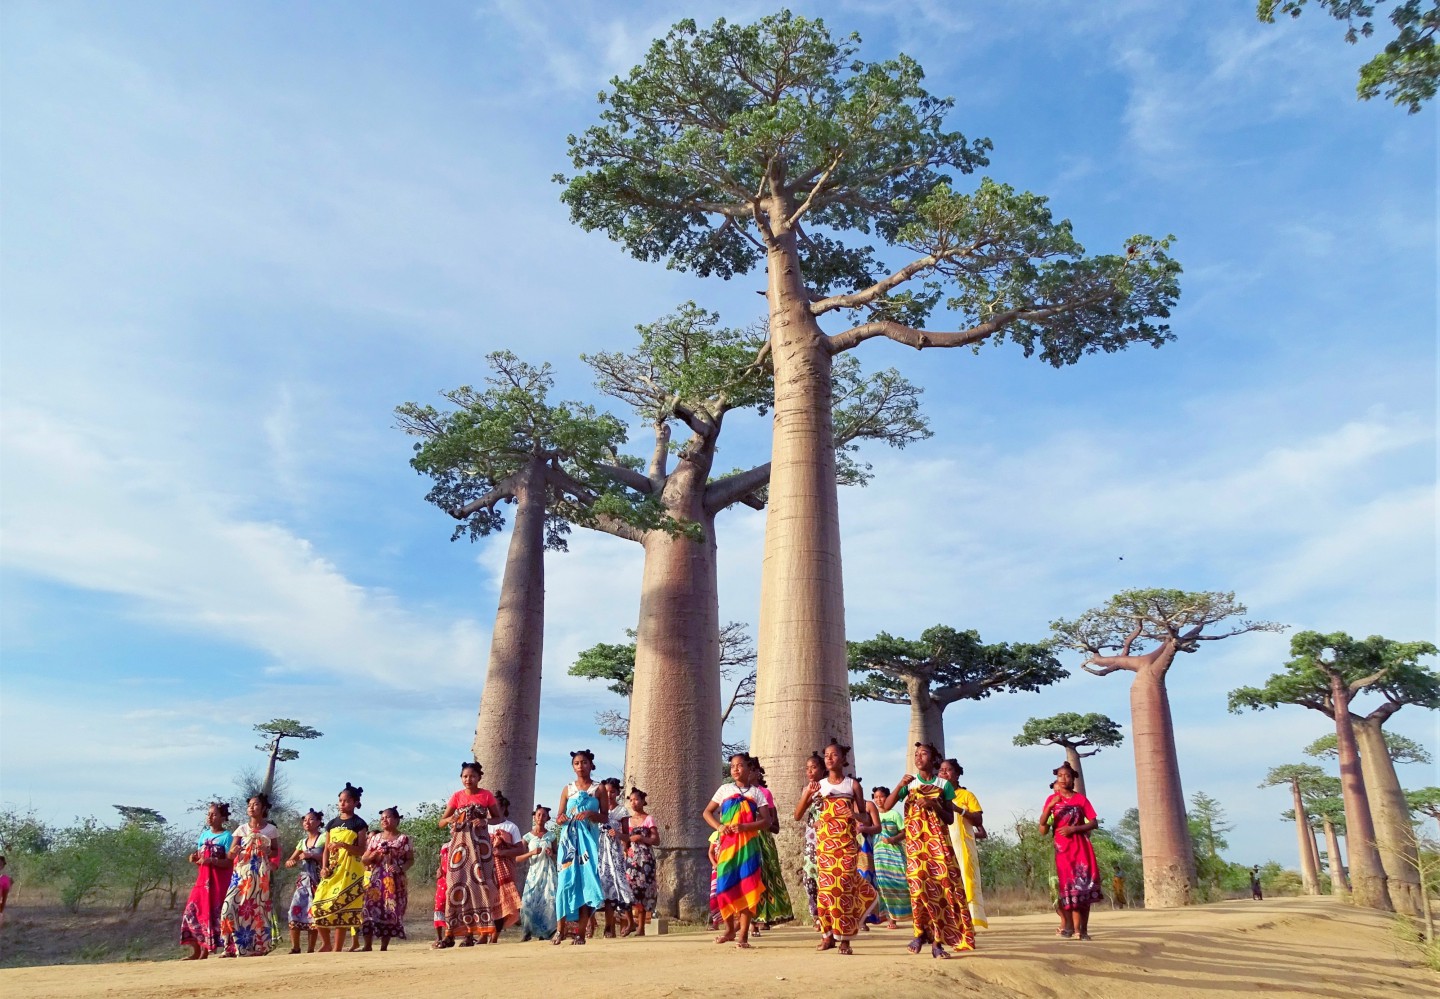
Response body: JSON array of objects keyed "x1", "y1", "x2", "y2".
[
  {"x1": 751, "y1": 217, "x2": 854, "y2": 880},
  {"x1": 1353, "y1": 715, "x2": 1422, "y2": 915},
  {"x1": 1322, "y1": 816, "x2": 1349, "y2": 896},
  {"x1": 1328, "y1": 675, "x2": 1391, "y2": 910},
  {"x1": 1290, "y1": 779, "x2": 1321, "y2": 894},
  {"x1": 1064, "y1": 746, "x2": 1088, "y2": 798},
  {"x1": 471, "y1": 459, "x2": 547, "y2": 819},
  {"x1": 907, "y1": 679, "x2": 945, "y2": 754},
  {"x1": 1129, "y1": 663, "x2": 1196, "y2": 907}
]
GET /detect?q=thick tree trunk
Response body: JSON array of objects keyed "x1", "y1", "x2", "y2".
[
  {"x1": 627, "y1": 472, "x2": 723, "y2": 923},
  {"x1": 907, "y1": 681, "x2": 944, "y2": 754},
  {"x1": 1129, "y1": 663, "x2": 1196, "y2": 907},
  {"x1": 471, "y1": 460, "x2": 546, "y2": 820},
  {"x1": 1328, "y1": 677, "x2": 1391, "y2": 910},
  {"x1": 1290, "y1": 779, "x2": 1320, "y2": 894},
  {"x1": 1352, "y1": 716, "x2": 1422, "y2": 916},
  {"x1": 752, "y1": 223, "x2": 852, "y2": 883},
  {"x1": 261, "y1": 745, "x2": 279, "y2": 801},
  {"x1": 1322, "y1": 816, "x2": 1348, "y2": 896},
  {"x1": 1063, "y1": 744, "x2": 1087, "y2": 798},
  {"x1": 1309, "y1": 827, "x2": 1325, "y2": 891}
]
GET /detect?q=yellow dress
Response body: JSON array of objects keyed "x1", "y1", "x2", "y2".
[
  {"x1": 311, "y1": 825, "x2": 367, "y2": 928},
  {"x1": 947, "y1": 786, "x2": 988, "y2": 928}
]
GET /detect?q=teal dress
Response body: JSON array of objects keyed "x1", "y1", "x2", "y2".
[{"x1": 554, "y1": 783, "x2": 605, "y2": 923}]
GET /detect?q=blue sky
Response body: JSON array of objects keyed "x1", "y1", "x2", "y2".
[{"x1": 1, "y1": 0, "x2": 1434, "y2": 870}]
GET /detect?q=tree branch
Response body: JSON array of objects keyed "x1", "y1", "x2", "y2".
[
  {"x1": 452, "y1": 477, "x2": 518, "y2": 519},
  {"x1": 810, "y1": 251, "x2": 941, "y2": 315},
  {"x1": 1081, "y1": 655, "x2": 1140, "y2": 676},
  {"x1": 596, "y1": 461, "x2": 655, "y2": 496},
  {"x1": 703, "y1": 462, "x2": 771, "y2": 516},
  {"x1": 825, "y1": 300, "x2": 1099, "y2": 355}
]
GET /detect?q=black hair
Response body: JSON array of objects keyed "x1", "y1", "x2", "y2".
[
  {"x1": 494, "y1": 791, "x2": 509, "y2": 814},
  {"x1": 534, "y1": 804, "x2": 552, "y2": 817},
  {"x1": 209, "y1": 801, "x2": 232, "y2": 820},
  {"x1": 380, "y1": 805, "x2": 402, "y2": 822},
  {"x1": 460, "y1": 761, "x2": 483, "y2": 777},
  {"x1": 1052, "y1": 761, "x2": 1078, "y2": 778},
  {"x1": 601, "y1": 776, "x2": 622, "y2": 789},
  {"x1": 871, "y1": 785, "x2": 891, "y2": 798},
  {"x1": 805, "y1": 751, "x2": 825, "y2": 769},
  {"x1": 341, "y1": 782, "x2": 364, "y2": 805},
  {"x1": 570, "y1": 749, "x2": 595, "y2": 765},
  {"x1": 305, "y1": 808, "x2": 324, "y2": 824},
  {"x1": 940, "y1": 757, "x2": 964, "y2": 777},
  {"x1": 824, "y1": 739, "x2": 852, "y2": 764},
  {"x1": 629, "y1": 787, "x2": 648, "y2": 804},
  {"x1": 249, "y1": 792, "x2": 271, "y2": 817}
]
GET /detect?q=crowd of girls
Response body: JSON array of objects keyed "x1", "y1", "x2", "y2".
[{"x1": 176, "y1": 744, "x2": 1100, "y2": 960}]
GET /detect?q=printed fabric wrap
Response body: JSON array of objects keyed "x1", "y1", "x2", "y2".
[{"x1": 713, "y1": 794, "x2": 765, "y2": 920}]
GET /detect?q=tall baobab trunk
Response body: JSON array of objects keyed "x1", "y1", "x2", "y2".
[
  {"x1": 1352, "y1": 716, "x2": 1422, "y2": 915},
  {"x1": 1308, "y1": 826, "x2": 1325, "y2": 892},
  {"x1": 906, "y1": 680, "x2": 944, "y2": 755},
  {"x1": 1289, "y1": 779, "x2": 1320, "y2": 894},
  {"x1": 1328, "y1": 676, "x2": 1391, "y2": 910},
  {"x1": 471, "y1": 460, "x2": 546, "y2": 820},
  {"x1": 1322, "y1": 816, "x2": 1348, "y2": 896},
  {"x1": 261, "y1": 746, "x2": 280, "y2": 801},
  {"x1": 752, "y1": 221, "x2": 853, "y2": 881},
  {"x1": 627, "y1": 473, "x2": 723, "y2": 923},
  {"x1": 1130, "y1": 664, "x2": 1196, "y2": 907}
]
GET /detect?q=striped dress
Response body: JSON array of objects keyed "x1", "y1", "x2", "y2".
[
  {"x1": 873, "y1": 807, "x2": 911, "y2": 920},
  {"x1": 711, "y1": 782, "x2": 766, "y2": 919}
]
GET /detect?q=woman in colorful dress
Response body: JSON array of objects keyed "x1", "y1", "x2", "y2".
[
  {"x1": 703, "y1": 752, "x2": 770, "y2": 948},
  {"x1": 283, "y1": 808, "x2": 325, "y2": 953},
  {"x1": 554, "y1": 749, "x2": 605, "y2": 945},
  {"x1": 361, "y1": 806, "x2": 413, "y2": 951},
  {"x1": 870, "y1": 786, "x2": 911, "y2": 928},
  {"x1": 1040, "y1": 762, "x2": 1102, "y2": 940},
  {"x1": 793, "y1": 742, "x2": 875, "y2": 955},
  {"x1": 311, "y1": 782, "x2": 368, "y2": 952},
  {"x1": 520, "y1": 806, "x2": 557, "y2": 941},
  {"x1": 795, "y1": 751, "x2": 823, "y2": 928},
  {"x1": 180, "y1": 801, "x2": 233, "y2": 959},
  {"x1": 624, "y1": 788, "x2": 659, "y2": 936},
  {"x1": 439, "y1": 761, "x2": 503, "y2": 945},
  {"x1": 594, "y1": 778, "x2": 634, "y2": 937},
  {"x1": 488, "y1": 791, "x2": 525, "y2": 933},
  {"x1": 751, "y1": 767, "x2": 794, "y2": 930},
  {"x1": 939, "y1": 758, "x2": 989, "y2": 929},
  {"x1": 882, "y1": 743, "x2": 974, "y2": 959},
  {"x1": 220, "y1": 793, "x2": 279, "y2": 957},
  {"x1": 854, "y1": 775, "x2": 884, "y2": 927}
]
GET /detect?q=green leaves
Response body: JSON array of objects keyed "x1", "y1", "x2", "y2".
[
  {"x1": 570, "y1": 638, "x2": 638, "y2": 697},
  {"x1": 1052, "y1": 588, "x2": 1284, "y2": 657},
  {"x1": 396, "y1": 351, "x2": 628, "y2": 546},
  {"x1": 1228, "y1": 630, "x2": 1439, "y2": 716},
  {"x1": 847, "y1": 625, "x2": 1065, "y2": 705},
  {"x1": 1013, "y1": 712, "x2": 1124, "y2": 750}
]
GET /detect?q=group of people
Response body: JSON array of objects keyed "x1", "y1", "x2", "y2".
[{"x1": 177, "y1": 744, "x2": 1104, "y2": 960}]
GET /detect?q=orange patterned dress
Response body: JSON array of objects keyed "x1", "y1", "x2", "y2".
[
  {"x1": 899, "y1": 778, "x2": 974, "y2": 950},
  {"x1": 813, "y1": 778, "x2": 877, "y2": 940}
]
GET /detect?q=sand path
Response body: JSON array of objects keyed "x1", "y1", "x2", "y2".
[{"x1": 2, "y1": 896, "x2": 1432, "y2": 998}]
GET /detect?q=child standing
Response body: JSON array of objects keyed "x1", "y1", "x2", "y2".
[
  {"x1": 361, "y1": 806, "x2": 413, "y2": 951},
  {"x1": 311, "y1": 783, "x2": 368, "y2": 952},
  {"x1": 284, "y1": 809, "x2": 325, "y2": 953}
]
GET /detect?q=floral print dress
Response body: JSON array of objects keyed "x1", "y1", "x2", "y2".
[
  {"x1": 362, "y1": 833, "x2": 412, "y2": 938},
  {"x1": 220, "y1": 822, "x2": 277, "y2": 956}
]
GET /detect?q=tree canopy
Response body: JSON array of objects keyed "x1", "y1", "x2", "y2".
[
  {"x1": 396, "y1": 351, "x2": 628, "y2": 545},
  {"x1": 559, "y1": 11, "x2": 1180, "y2": 362},
  {"x1": 1305, "y1": 730, "x2": 1433, "y2": 764},
  {"x1": 848, "y1": 626, "x2": 1064, "y2": 705},
  {"x1": 1259, "y1": 0, "x2": 1439, "y2": 112},
  {"x1": 1013, "y1": 712, "x2": 1124, "y2": 755},
  {"x1": 1227, "y1": 631, "x2": 1438, "y2": 716}
]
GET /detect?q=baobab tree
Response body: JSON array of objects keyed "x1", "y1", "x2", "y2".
[
  {"x1": 1260, "y1": 763, "x2": 1331, "y2": 895},
  {"x1": 1228, "y1": 631, "x2": 1425, "y2": 911},
  {"x1": 253, "y1": 719, "x2": 322, "y2": 800},
  {"x1": 1013, "y1": 712, "x2": 1124, "y2": 796},
  {"x1": 567, "y1": 306, "x2": 925, "y2": 919},
  {"x1": 1296, "y1": 648, "x2": 1439, "y2": 916},
  {"x1": 397, "y1": 352, "x2": 626, "y2": 819},
  {"x1": 560, "y1": 11, "x2": 1182, "y2": 870},
  {"x1": 847, "y1": 626, "x2": 1064, "y2": 752},
  {"x1": 1051, "y1": 588, "x2": 1283, "y2": 907},
  {"x1": 1410, "y1": 787, "x2": 1440, "y2": 833},
  {"x1": 1308, "y1": 792, "x2": 1350, "y2": 896}
]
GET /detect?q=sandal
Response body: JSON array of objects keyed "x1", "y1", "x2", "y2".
[
  {"x1": 817, "y1": 934, "x2": 836, "y2": 952},
  {"x1": 837, "y1": 941, "x2": 853, "y2": 955},
  {"x1": 551, "y1": 935, "x2": 563, "y2": 946},
  {"x1": 1078, "y1": 932, "x2": 1091, "y2": 941},
  {"x1": 907, "y1": 937, "x2": 923, "y2": 955},
  {"x1": 431, "y1": 939, "x2": 454, "y2": 949},
  {"x1": 1058, "y1": 929, "x2": 1073, "y2": 938},
  {"x1": 460, "y1": 936, "x2": 475, "y2": 947},
  {"x1": 931, "y1": 944, "x2": 951, "y2": 960}
]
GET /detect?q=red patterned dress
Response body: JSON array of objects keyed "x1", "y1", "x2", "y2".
[{"x1": 898, "y1": 777, "x2": 974, "y2": 951}]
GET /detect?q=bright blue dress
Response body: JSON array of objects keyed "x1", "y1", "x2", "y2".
[{"x1": 554, "y1": 783, "x2": 605, "y2": 923}]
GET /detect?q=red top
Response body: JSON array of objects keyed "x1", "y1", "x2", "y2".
[{"x1": 448, "y1": 789, "x2": 496, "y2": 810}]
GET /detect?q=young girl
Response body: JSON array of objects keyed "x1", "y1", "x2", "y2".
[
  {"x1": 439, "y1": 761, "x2": 503, "y2": 945},
  {"x1": 284, "y1": 809, "x2": 325, "y2": 953},
  {"x1": 1041, "y1": 762, "x2": 1102, "y2": 940},
  {"x1": 854, "y1": 774, "x2": 884, "y2": 928},
  {"x1": 519, "y1": 805, "x2": 558, "y2": 941},
  {"x1": 624, "y1": 788, "x2": 659, "y2": 936},
  {"x1": 432, "y1": 844, "x2": 451, "y2": 948},
  {"x1": 554, "y1": 749, "x2": 605, "y2": 945},
  {"x1": 488, "y1": 791, "x2": 524, "y2": 933},
  {"x1": 595, "y1": 777, "x2": 634, "y2": 937},
  {"x1": 870, "y1": 786, "x2": 911, "y2": 927},
  {"x1": 220, "y1": 793, "x2": 279, "y2": 957},
  {"x1": 311, "y1": 782, "x2": 368, "y2": 952},
  {"x1": 180, "y1": 801, "x2": 233, "y2": 959},
  {"x1": 751, "y1": 763, "x2": 794, "y2": 929},
  {"x1": 703, "y1": 752, "x2": 770, "y2": 949},
  {"x1": 361, "y1": 806, "x2": 413, "y2": 951},
  {"x1": 796, "y1": 752, "x2": 823, "y2": 928},
  {"x1": 939, "y1": 758, "x2": 989, "y2": 929},
  {"x1": 881, "y1": 743, "x2": 973, "y2": 959},
  {"x1": 795, "y1": 742, "x2": 877, "y2": 955}
]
